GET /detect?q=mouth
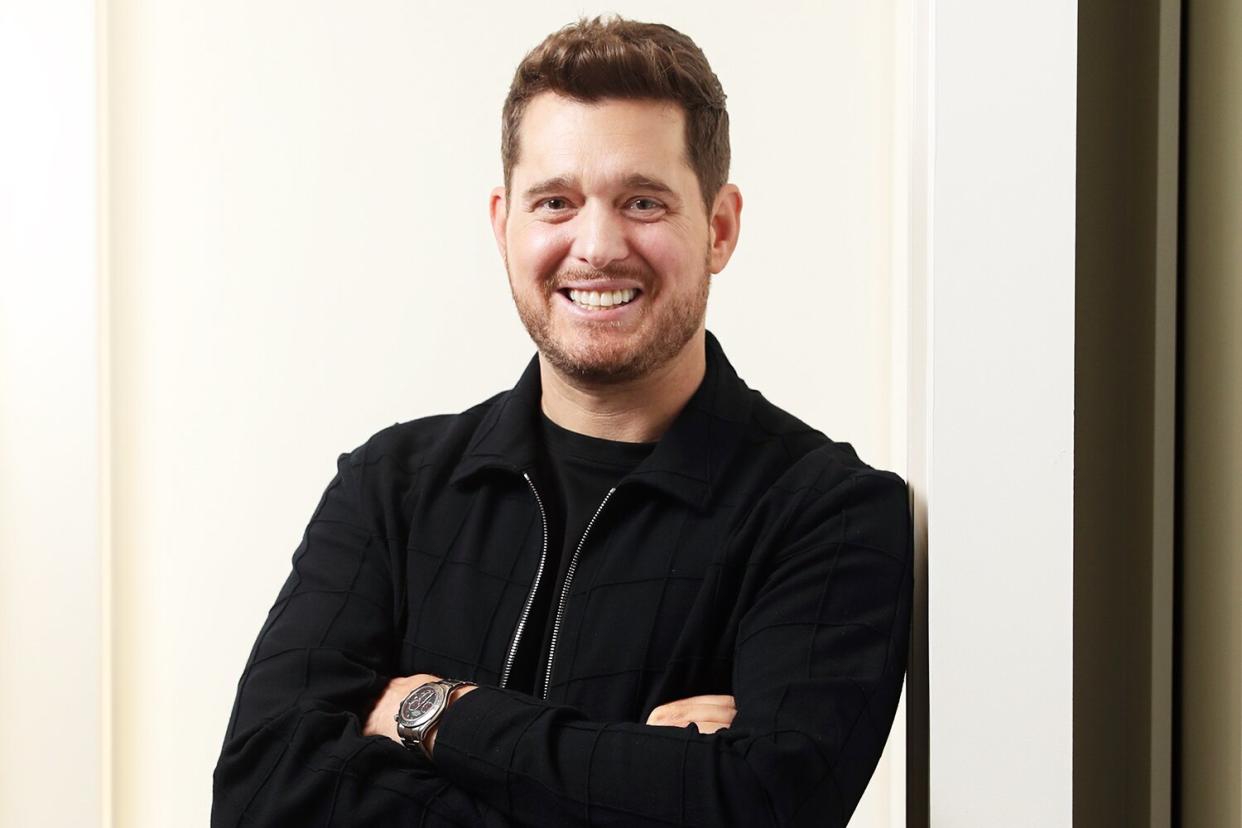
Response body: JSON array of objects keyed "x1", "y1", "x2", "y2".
[{"x1": 558, "y1": 287, "x2": 642, "y2": 312}]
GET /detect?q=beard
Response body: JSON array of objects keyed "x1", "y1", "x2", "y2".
[{"x1": 508, "y1": 252, "x2": 711, "y2": 385}]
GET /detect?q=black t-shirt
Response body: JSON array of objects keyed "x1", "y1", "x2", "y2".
[{"x1": 504, "y1": 412, "x2": 657, "y2": 696}]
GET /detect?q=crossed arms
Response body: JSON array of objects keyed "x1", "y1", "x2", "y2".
[
  {"x1": 211, "y1": 450, "x2": 912, "y2": 827},
  {"x1": 361, "y1": 674, "x2": 738, "y2": 751}
]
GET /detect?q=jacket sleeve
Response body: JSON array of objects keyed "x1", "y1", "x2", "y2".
[
  {"x1": 211, "y1": 448, "x2": 489, "y2": 828},
  {"x1": 431, "y1": 468, "x2": 914, "y2": 828}
]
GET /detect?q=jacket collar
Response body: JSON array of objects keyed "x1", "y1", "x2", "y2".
[{"x1": 449, "y1": 330, "x2": 754, "y2": 511}]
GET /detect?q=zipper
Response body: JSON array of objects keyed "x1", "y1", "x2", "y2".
[
  {"x1": 498, "y1": 472, "x2": 550, "y2": 690},
  {"x1": 540, "y1": 486, "x2": 617, "y2": 700}
]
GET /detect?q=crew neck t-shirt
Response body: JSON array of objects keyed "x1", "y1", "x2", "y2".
[{"x1": 503, "y1": 412, "x2": 657, "y2": 696}]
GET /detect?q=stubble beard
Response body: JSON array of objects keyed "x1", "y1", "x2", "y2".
[{"x1": 508, "y1": 253, "x2": 712, "y2": 385}]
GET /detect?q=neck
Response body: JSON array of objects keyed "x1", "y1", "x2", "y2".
[{"x1": 539, "y1": 330, "x2": 707, "y2": 443}]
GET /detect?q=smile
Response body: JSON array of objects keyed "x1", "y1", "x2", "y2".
[{"x1": 564, "y1": 287, "x2": 640, "y2": 310}]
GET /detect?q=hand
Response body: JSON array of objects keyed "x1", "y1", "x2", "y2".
[
  {"x1": 645, "y1": 694, "x2": 736, "y2": 734},
  {"x1": 363, "y1": 673, "x2": 477, "y2": 755}
]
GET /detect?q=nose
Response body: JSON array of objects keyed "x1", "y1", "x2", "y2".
[{"x1": 570, "y1": 200, "x2": 629, "y2": 271}]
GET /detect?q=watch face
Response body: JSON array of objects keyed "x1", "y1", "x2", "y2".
[{"x1": 399, "y1": 684, "x2": 443, "y2": 728}]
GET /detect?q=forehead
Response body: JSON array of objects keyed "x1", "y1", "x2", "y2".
[{"x1": 514, "y1": 92, "x2": 693, "y2": 186}]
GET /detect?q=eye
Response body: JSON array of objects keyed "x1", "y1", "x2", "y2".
[
  {"x1": 628, "y1": 197, "x2": 664, "y2": 212},
  {"x1": 538, "y1": 197, "x2": 571, "y2": 211}
]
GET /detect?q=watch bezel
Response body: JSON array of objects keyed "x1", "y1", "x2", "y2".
[{"x1": 396, "y1": 681, "x2": 449, "y2": 731}]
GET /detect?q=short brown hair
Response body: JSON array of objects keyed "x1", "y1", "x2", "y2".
[{"x1": 501, "y1": 15, "x2": 730, "y2": 215}]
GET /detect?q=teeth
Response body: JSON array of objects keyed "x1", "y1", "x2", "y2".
[{"x1": 568, "y1": 288, "x2": 637, "y2": 309}]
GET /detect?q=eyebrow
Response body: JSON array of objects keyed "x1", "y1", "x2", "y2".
[{"x1": 521, "y1": 173, "x2": 679, "y2": 202}]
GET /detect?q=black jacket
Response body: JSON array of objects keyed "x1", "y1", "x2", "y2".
[{"x1": 212, "y1": 331, "x2": 913, "y2": 827}]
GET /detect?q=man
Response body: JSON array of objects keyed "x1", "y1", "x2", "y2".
[{"x1": 213, "y1": 15, "x2": 912, "y2": 827}]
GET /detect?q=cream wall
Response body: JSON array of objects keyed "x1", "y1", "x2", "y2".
[
  {"x1": 0, "y1": 2, "x2": 102, "y2": 826},
  {"x1": 106, "y1": 2, "x2": 903, "y2": 825}
]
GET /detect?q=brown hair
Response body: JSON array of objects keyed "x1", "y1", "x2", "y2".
[{"x1": 501, "y1": 15, "x2": 730, "y2": 215}]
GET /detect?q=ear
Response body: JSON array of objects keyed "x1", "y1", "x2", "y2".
[
  {"x1": 706, "y1": 184, "x2": 742, "y2": 275},
  {"x1": 489, "y1": 186, "x2": 508, "y2": 263}
]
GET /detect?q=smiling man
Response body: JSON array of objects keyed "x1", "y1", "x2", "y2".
[
  {"x1": 213, "y1": 16, "x2": 912, "y2": 828},
  {"x1": 503, "y1": 91, "x2": 724, "y2": 398}
]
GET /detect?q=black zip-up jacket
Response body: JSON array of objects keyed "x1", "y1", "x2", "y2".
[{"x1": 212, "y1": 331, "x2": 914, "y2": 827}]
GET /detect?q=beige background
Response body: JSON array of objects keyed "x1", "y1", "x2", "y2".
[{"x1": 0, "y1": 1, "x2": 102, "y2": 826}]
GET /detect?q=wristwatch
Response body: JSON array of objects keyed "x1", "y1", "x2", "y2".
[{"x1": 394, "y1": 678, "x2": 476, "y2": 760}]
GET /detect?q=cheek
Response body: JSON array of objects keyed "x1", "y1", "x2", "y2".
[
  {"x1": 630, "y1": 226, "x2": 704, "y2": 275},
  {"x1": 512, "y1": 224, "x2": 571, "y2": 275}
]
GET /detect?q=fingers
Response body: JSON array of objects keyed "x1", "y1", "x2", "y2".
[
  {"x1": 692, "y1": 720, "x2": 732, "y2": 734},
  {"x1": 647, "y1": 694, "x2": 737, "y2": 717},
  {"x1": 645, "y1": 695, "x2": 740, "y2": 720},
  {"x1": 645, "y1": 694, "x2": 737, "y2": 731},
  {"x1": 667, "y1": 694, "x2": 735, "y2": 706}
]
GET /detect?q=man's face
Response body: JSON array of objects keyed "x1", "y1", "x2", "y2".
[{"x1": 491, "y1": 91, "x2": 732, "y2": 384}]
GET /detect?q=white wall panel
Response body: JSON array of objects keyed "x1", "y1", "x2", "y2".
[{"x1": 924, "y1": 2, "x2": 1078, "y2": 825}]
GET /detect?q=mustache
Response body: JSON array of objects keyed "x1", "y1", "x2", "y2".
[{"x1": 549, "y1": 265, "x2": 651, "y2": 290}]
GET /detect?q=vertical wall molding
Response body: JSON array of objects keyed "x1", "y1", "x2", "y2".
[
  {"x1": 1074, "y1": 0, "x2": 1179, "y2": 822},
  {"x1": 903, "y1": 0, "x2": 933, "y2": 824},
  {"x1": 1179, "y1": 0, "x2": 1242, "y2": 823},
  {"x1": 1150, "y1": 1, "x2": 1182, "y2": 823},
  {"x1": 97, "y1": 0, "x2": 114, "y2": 824},
  {"x1": 920, "y1": 2, "x2": 1079, "y2": 824}
]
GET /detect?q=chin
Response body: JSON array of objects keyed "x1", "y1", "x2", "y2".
[{"x1": 545, "y1": 339, "x2": 650, "y2": 384}]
